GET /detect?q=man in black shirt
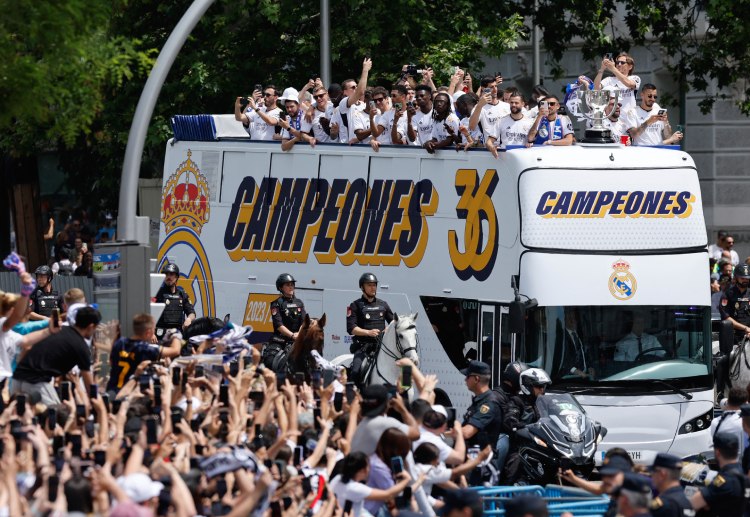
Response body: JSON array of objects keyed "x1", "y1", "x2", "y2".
[{"x1": 12, "y1": 306, "x2": 101, "y2": 405}]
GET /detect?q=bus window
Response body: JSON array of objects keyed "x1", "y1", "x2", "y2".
[{"x1": 421, "y1": 296, "x2": 479, "y2": 370}]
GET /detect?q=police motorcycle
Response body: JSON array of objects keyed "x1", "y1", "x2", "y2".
[{"x1": 514, "y1": 390, "x2": 606, "y2": 485}]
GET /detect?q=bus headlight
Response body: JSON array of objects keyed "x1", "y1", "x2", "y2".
[{"x1": 678, "y1": 410, "x2": 713, "y2": 435}]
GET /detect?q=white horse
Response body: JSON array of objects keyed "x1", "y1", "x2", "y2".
[
  {"x1": 727, "y1": 337, "x2": 750, "y2": 398},
  {"x1": 331, "y1": 312, "x2": 420, "y2": 388}
]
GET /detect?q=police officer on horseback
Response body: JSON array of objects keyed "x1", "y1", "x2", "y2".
[
  {"x1": 154, "y1": 263, "x2": 195, "y2": 340},
  {"x1": 347, "y1": 272, "x2": 393, "y2": 385},
  {"x1": 263, "y1": 274, "x2": 307, "y2": 372},
  {"x1": 720, "y1": 263, "x2": 750, "y2": 344}
]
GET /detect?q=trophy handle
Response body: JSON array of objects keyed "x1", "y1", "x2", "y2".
[
  {"x1": 604, "y1": 91, "x2": 620, "y2": 118},
  {"x1": 576, "y1": 90, "x2": 595, "y2": 121}
]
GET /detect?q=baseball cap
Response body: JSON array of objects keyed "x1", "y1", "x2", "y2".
[
  {"x1": 116, "y1": 473, "x2": 164, "y2": 503},
  {"x1": 460, "y1": 360, "x2": 491, "y2": 377},
  {"x1": 649, "y1": 452, "x2": 684, "y2": 471},
  {"x1": 599, "y1": 455, "x2": 632, "y2": 476},
  {"x1": 361, "y1": 384, "x2": 393, "y2": 418}
]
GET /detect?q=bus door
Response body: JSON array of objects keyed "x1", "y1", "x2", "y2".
[{"x1": 479, "y1": 304, "x2": 511, "y2": 387}]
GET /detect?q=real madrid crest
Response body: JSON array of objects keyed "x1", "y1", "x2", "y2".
[{"x1": 608, "y1": 260, "x2": 637, "y2": 301}]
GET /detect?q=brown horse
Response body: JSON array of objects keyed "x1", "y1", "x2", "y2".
[{"x1": 286, "y1": 314, "x2": 326, "y2": 379}]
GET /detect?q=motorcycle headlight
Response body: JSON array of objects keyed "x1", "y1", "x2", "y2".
[
  {"x1": 678, "y1": 410, "x2": 713, "y2": 435},
  {"x1": 533, "y1": 436, "x2": 548, "y2": 448}
]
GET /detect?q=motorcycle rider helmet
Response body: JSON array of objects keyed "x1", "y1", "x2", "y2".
[
  {"x1": 34, "y1": 265, "x2": 53, "y2": 280},
  {"x1": 503, "y1": 360, "x2": 530, "y2": 392},
  {"x1": 359, "y1": 272, "x2": 378, "y2": 289},
  {"x1": 735, "y1": 263, "x2": 750, "y2": 281},
  {"x1": 162, "y1": 263, "x2": 180, "y2": 276},
  {"x1": 520, "y1": 368, "x2": 552, "y2": 396},
  {"x1": 276, "y1": 273, "x2": 296, "y2": 291}
]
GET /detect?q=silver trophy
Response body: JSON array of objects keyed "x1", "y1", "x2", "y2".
[{"x1": 577, "y1": 89, "x2": 619, "y2": 143}]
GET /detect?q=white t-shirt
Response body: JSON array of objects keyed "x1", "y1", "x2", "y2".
[
  {"x1": 413, "y1": 427, "x2": 454, "y2": 463},
  {"x1": 351, "y1": 110, "x2": 373, "y2": 144},
  {"x1": 430, "y1": 113, "x2": 460, "y2": 144},
  {"x1": 350, "y1": 416, "x2": 410, "y2": 456},
  {"x1": 413, "y1": 463, "x2": 452, "y2": 505},
  {"x1": 245, "y1": 106, "x2": 281, "y2": 140},
  {"x1": 310, "y1": 104, "x2": 335, "y2": 143},
  {"x1": 336, "y1": 97, "x2": 365, "y2": 143},
  {"x1": 459, "y1": 116, "x2": 482, "y2": 145},
  {"x1": 0, "y1": 317, "x2": 22, "y2": 379},
  {"x1": 375, "y1": 110, "x2": 407, "y2": 145},
  {"x1": 329, "y1": 475, "x2": 373, "y2": 517},
  {"x1": 494, "y1": 114, "x2": 533, "y2": 149},
  {"x1": 601, "y1": 75, "x2": 641, "y2": 114},
  {"x1": 624, "y1": 103, "x2": 665, "y2": 146},
  {"x1": 410, "y1": 109, "x2": 434, "y2": 146},
  {"x1": 478, "y1": 101, "x2": 511, "y2": 141}
]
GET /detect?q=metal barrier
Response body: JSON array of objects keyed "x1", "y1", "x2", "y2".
[
  {"x1": 474, "y1": 485, "x2": 609, "y2": 517},
  {"x1": 0, "y1": 272, "x2": 94, "y2": 304}
]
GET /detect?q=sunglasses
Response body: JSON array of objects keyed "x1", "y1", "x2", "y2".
[
  {"x1": 616, "y1": 60, "x2": 628, "y2": 65},
  {"x1": 263, "y1": 92, "x2": 275, "y2": 97},
  {"x1": 646, "y1": 94, "x2": 658, "y2": 99},
  {"x1": 373, "y1": 97, "x2": 386, "y2": 103},
  {"x1": 313, "y1": 93, "x2": 327, "y2": 100},
  {"x1": 547, "y1": 102, "x2": 558, "y2": 106}
]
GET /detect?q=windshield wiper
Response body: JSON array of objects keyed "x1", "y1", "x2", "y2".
[{"x1": 644, "y1": 379, "x2": 694, "y2": 400}]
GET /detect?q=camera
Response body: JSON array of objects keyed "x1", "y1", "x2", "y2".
[
  {"x1": 310, "y1": 74, "x2": 319, "y2": 82},
  {"x1": 403, "y1": 64, "x2": 423, "y2": 77},
  {"x1": 406, "y1": 101, "x2": 414, "y2": 109},
  {"x1": 239, "y1": 97, "x2": 249, "y2": 110}
]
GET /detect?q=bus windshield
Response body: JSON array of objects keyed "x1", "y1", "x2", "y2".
[{"x1": 520, "y1": 305, "x2": 711, "y2": 389}]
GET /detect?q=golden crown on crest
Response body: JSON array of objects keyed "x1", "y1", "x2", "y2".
[
  {"x1": 611, "y1": 260, "x2": 631, "y2": 272},
  {"x1": 161, "y1": 150, "x2": 210, "y2": 235}
]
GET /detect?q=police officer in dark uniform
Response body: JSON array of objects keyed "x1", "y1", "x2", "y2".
[
  {"x1": 262, "y1": 274, "x2": 306, "y2": 371},
  {"x1": 690, "y1": 432, "x2": 750, "y2": 517},
  {"x1": 740, "y1": 404, "x2": 750, "y2": 475},
  {"x1": 460, "y1": 360, "x2": 504, "y2": 449},
  {"x1": 346, "y1": 273, "x2": 393, "y2": 384},
  {"x1": 614, "y1": 473, "x2": 655, "y2": 517},
  {"x1": 720, "y1": 264, "x2": 750, "y2": 344},
  {"x1": 28, "y1": 265, "x2": 64, "y2": 321},
  {"x1": 153, "y1": 263, "x2": 195, "y2": 340},
  {"x1": 648, "y1": 453, "x2": 695, "y2": 517}
]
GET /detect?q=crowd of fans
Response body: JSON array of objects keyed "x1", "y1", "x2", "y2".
[{"x1": 233, "y1": 55, "x2": 684, "y2": 156}]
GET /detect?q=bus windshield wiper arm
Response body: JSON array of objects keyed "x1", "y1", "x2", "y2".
[{"x1": 648, "y1": 379, "x2": 694, "y2": 400}]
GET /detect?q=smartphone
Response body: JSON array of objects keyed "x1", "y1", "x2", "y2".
[
  {"x1": 51, "y1": 308, "x2": 60, "y2": 328},
  {"x1": 229, "y1": 361, "x2": 239, "y2": 377},
  {"x1": 369, "y1": 100, "x2": 376, "y2": 109},
  {"x1": 219, "y1": 410, "x2": 229, "y2": 424},
  {"x1": 94, "y1": 450, "x2": 106, "y2": 467},
  {"x1": 139, "y1": 373, "x2": 150, "y2": 391},
  {"x1": 396, "y1": 486, "x2": 412, "y2": 509},
  {"x1": 194, "y1": 365, "x2": 204, "y2": 378},
  {"x1": 88, "y1": 383, "x2": 98, "y2": 400},
  {"x1": 446, "y1": 407, "x2": 456, "y2": 428},
  {"x1": 111, "y1": 399, "x2": 122, "y2": 415},
  {"x1": 146, "y1": 417, "x2": 158, "y2": 445},
  {"x1": 276, "y1": 372, "x2": 286, "y2": 390},
  {"x1": 395, "y1": 102, "x2": 403, "y2": 111},
  {"x1": 294, "y1": 445, "x2": 304, "y2": 466},
  {"x1": 219, "y1": 383, "x2": 229, "y2": 406},
  {"x1": 101, "y1": 393, "x2": 110, "y2": 412},
  {"x1": 76, "y1": 404, "x2": 86, "y2": 419},
  {"x1": 605, "y1": 53, "x2": 613, "y2": 61},
  {"x1": 400, "y1": 365, "x2": 412, "y2": 389},
  {"x1": 541, "y1": 101, "x2": 549, "y2": 109},
  {"x1": 249, "y1": 391, "x2": 265, "y2": 406},
  {"x1": 345, "y1": 382, "x2": 355, "y2": 404},
  {"x1": 211, "y1": 364, "x2": 224, "y2": 376},
  {"x1": 171, "y1": 411, "x2": 182, "y2": 432},
  {"x1": 390, "y1": 456, "x2": 405, "y2": 474},
  {"x1": 190, "y1": 419, "x2": 201, "y2": 433},
  {"x1": 69, "y1": 434, "x2": 83, "y2": 457},
  {"x1": 181, "y1": 371, "x2": 188, "y2": 389},
  {"x1": 323, "y1": 369, "x2": 335, "y2": 388},
  {"x1": 153, "y1": 386, "x2": 162, "y2": 410},
  {"x1": 657, "y1": 109, "x2": 667, "y2": 116},
  {"x1": 313, "y1": 408, "x2": 321, "y2": 430},
  {"x1": 302, "y1": 476, "x2": 312, "y2": 496},
  {"x1": 52, "y1": 435, "x2": 64, "y2": 453},
  {"x1": 48, "y1": 474, "x2": 60, "y2": 502},
  {"x1": 172, "y1": 367, "x2": 181, "y2": 387},
  {"x1": 254, "y1": 84, "x2": 263, "y2": 93},
  {"x1": 483, "y1": 87, "x2": 492, "y2": 95},
  {"x1": 294, "y1": 372, "x2": 305, "y2": 386},
  {"x1": 333, "y1": 392, "x2": 344, "y2": 412},
  {"x1": 343, "y1": 500, "x2": 353, "y2": 514},
  {"x1": 243, "y1": 355, "x2": 252, "y2": 370},
  {"x1": 311, "y1": 369, "x2": 322, "y2": 387},
  {"x1": 60, "y1": 381, "x2": 71, "y2": 401},
  {"x1": 16, "y1": 394, "x2": 26, "y2": 417},
  {"x1": 85, "y1": 420, "x2": 95, "y2": 438}
]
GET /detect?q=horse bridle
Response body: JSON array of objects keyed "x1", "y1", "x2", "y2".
[{"x1": 370, "y1": 322, "x2": 419, "y2": 386}]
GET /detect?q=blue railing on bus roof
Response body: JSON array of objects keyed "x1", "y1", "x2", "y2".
[{"x1": 170, "y1": 115, "x2": 216, "y2": 142}]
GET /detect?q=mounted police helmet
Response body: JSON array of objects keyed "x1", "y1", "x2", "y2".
[
  {"x1": 359, "y1": 272, "x2": 378, "y2": 289},
  {"x1": 735, "y1": 263, "x2": 750, "y2": 280},
  {"x1": 162, "y1": 263, "x2": 180, "y2": 275},
  {"x1": 34, "y1": 265, "x2": 53, "y2": 279},
  {"x1": 276, "y1": 273, "x2": 296, "y2": 291},
  {"x1": 503, "y1": 360, "x2": 530, "y2": 392},
  {"x1": 519, "y1": 368, "x2": 552, "y2": 396}
]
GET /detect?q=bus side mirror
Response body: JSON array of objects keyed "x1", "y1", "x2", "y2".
[
  {"x1": 509, "y1": 298, "x2": 538, "y2": 334},
  {"x1": 720, "y1": 320, "x2": 734, "y2": 355}
]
